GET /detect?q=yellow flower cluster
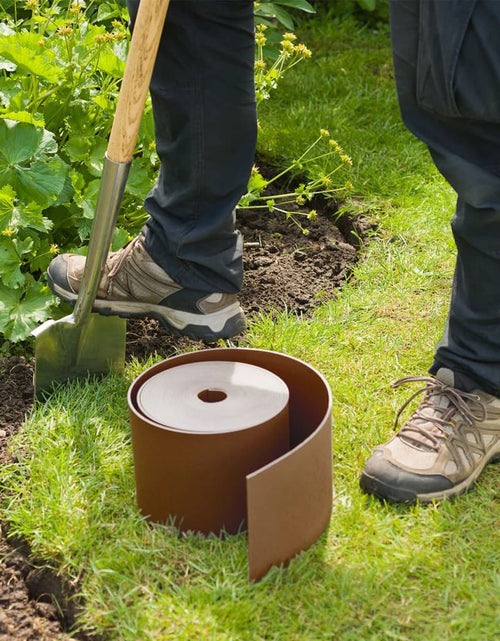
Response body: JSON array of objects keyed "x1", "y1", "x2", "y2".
[
  {"x1": 69, "y1": 0, "x2": 85, "y2": 15},
  {"x1": 94, "y1": 32, "x2": 118, "y2": 44},
  {"x1": 256, "y1": 32, "x2": 267, "y2": 47},
  {"x1": 329, "y1": 139, "x2": 342, "y2": 153},
  {"x1": 294, "y1": 43, "x2": 311, "y2": 59},
  {"x1": 281, "y1": 39, "x2": 295, "y2": 54},
  {"x1": 255, "y1": 23, "x2": 267, "y2": 47},
  {"x1": 57, "y1": 25, "x2": 74, "y2": 37}
]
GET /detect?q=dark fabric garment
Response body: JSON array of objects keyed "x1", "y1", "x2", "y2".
[
  {"x1": 389, "y1": 0, "x2": 500, "y2": 396},
  {"x1": 126, "y1": 0, "x2": 257, "y2": 293}
]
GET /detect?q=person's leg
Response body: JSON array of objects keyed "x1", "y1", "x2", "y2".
[
  {"x1": 360, "y1": 0, "x2": 500, "y2": 503},
  {"x1": 391, "y1": 0, "x2": 500, "y2": 395},
  {"x1": 128, "y1": 0, "x2": 257, "y2": 294},
  {"x1": 48, "y1": 0, "x2": 256, "y2": 340}
]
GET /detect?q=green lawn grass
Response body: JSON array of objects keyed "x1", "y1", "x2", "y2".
[{"x1": 2, "y1": 12, "x2": 500, "y2": 641}]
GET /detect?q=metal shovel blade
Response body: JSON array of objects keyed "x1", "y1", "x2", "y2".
[
  {"x1": 32, "y1": 312, "x2": 126, "y2": 396},
  {"x1": 32, "y1": 158, "x2": 129, "y2": 398}
]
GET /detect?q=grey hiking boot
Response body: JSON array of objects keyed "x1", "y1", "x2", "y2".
[
  {"x1": 47, "y1": 233, "x2": 246, "y2": 342},
  {"x1": 360, "y1": 369, "x2": 500, "y2": 503}
]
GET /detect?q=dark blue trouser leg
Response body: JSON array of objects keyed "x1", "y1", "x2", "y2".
[
  {"x1": 390, "y1": 0, "x2": 500, "y2": 396},
  {"x1": 126, "y1": 0, "x2": 257, "y2": 293}
]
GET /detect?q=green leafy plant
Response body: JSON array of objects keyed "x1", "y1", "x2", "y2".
[
  {"x1": 0, "y1": 0, "x2": 152, "y2": 343},
  {"x1": 254, "y1": 0, "x2": 316, "y2": 31},
  {"x1": 254, "y1": 27, "x2": 313, "y2": 104},
  {"x1": 0, "y1": 0, "x2": 351, "y2": 345},
  {"x1": 247, "y1": 26, "x2": 353, "y2": 233},
  {"x1": 240, "y1": 128, "x2": 353, "y2": 234},
  {"x1": 308, "y1": 0, "x2": 389, "y2": 26}
]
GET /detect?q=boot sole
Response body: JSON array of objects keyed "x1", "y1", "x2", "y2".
[{"x1": 48, "y1": 281, "x2": 247, "y2": 343}]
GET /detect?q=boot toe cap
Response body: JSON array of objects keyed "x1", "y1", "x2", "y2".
[
  {"x1": 360, "y1": 450, "x2": 453, "y2": 503},
  {"x1": 47, "y1": 254, "x2": 75, "y2": 294}
]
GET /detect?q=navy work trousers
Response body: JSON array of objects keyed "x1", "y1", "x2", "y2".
[
  {"x1": 126, "y1": 0, "x2": 257, "y2": 294},
  {"x1": 390, "y1": 0, "x2": 500, "y2": 395}
]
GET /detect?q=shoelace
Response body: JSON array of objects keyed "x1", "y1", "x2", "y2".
[
  {"x1": 106, "y1": 235, "x2": 142, "y2": 291},
  {"x1": 390, "y1": 376, "x2": 487, "y2": 450}
]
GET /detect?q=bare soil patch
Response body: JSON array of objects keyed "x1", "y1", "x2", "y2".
[{"x1": 0, "y1": 199, "x2": 373, "y2": 639}]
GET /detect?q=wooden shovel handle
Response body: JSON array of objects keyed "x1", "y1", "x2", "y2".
[{"x1": 107, "y1": 0, "x2": 171, "y2": 163}]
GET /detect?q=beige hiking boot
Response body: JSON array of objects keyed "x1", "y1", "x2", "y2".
[
  {"x1": 360, "y1": 369, "x2": 500, "y2": 503},
  {"x1": 47, "y1": 233, "x2": 246, "y2": 342}
]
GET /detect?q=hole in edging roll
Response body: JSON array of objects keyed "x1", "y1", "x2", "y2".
[{"x1": 198, "y1": 389, "x2": 228, "y2": 403}]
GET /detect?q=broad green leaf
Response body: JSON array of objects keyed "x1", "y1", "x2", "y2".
[
  {"x1": 0, "y1": 280, "x2": 54, "y2": 342},
  {"x1": 52, "y1": 172, "x2": 75, "y2": 207},
  {"x1": 97, "y1": 50, "x2": 125, "y2": 78},
  {"x1": 272, "y1": 0, "x2": 315, "y2": 13},
  {"x1": 357, "y1": 0, "x2": 377, "y2": 10},
  {"x1": 15, "y1": 235, "x2": 34, "y2": 257},
  {"x1": 0, "y1": 121, "x2": 68, "y2": 205},
  {"x1": 73, "y1": 24, "x2": 108, "y2": 55},
  {"x1": 138, "y1": 108, "x2": 156, "y2": 146},
  {"x1": 76, "y1": 215, "x2": 93, "y2": 242},
  {"x1": 97, "y1": 2, "x2": 120, "y2": 22},
  {"x1": 0, "y1": 186, "x2": 52, "y2": 233},
  {"x1": 28, "y1": 238, "x2": 58, "y2": 273},
  {"x1": 0, "y1": 119, "x2": 57, "y2": 164},
  {"x1": 0, "y1": 236, "x2": 26, "y2": 288},
  {"x1": 3, "y1": 88, "x2": 27, "y2": 113},
  {"x1": 17, "y1": 201, "x2": 53, "y2": 233},
  {"x1": 44, "y1": 203, "x2": 79, "y2": 237},
  {"x1": 111, "y1": 227, "x2": 130, "y2": 251},
  {"x1": 0, "y1": 185, "x2": 15, "y2": 198},
  {"x1": 91, "y1": 94, "x2": 114, "y2": 111},
  {"x1": 2, "y1": 157, "x2": 69, "y2": 208},
  {"x1": 254, "y1": 4, "x2": 294, "y2": 30},
  {"x1": 0, "y1": 32, "x2": 62, "y2": 83},
  {"x1": 1, "y1": 111, "x2": 45, "y2": 127},
  {"x1": 247, "y1": 169, "x2": 269, "y2": 195},
  {"x1": 74, "y1": 179, "x2": 100, "y2": 219},
  {"x1": 113, "y1": 39, "x2": 129, "y2": 63},
  {"x1": 88, "y1": 138, "x2": 108, "y2": 176},
  {"x1": 0, "y1": 78, "x2": 23, "y2": 108},
  {"x1": 0, "y1": 184, "x2": 15, "y2": 230},
  {"x1": 65, "y1": 101, "x2": 97, "y2": 139},
  {"x1": 126, "y1": 163, "x2": 151, "y2": 198},
  {"x1": 65, "y1": 136, "x2": 91, "y2": 162},
  {"x1": 70, "y1": 168, "x2": 86, "y2": 196}
]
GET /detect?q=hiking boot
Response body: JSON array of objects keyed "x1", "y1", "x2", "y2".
[
  {"x1": 360, "y1": 369, "x2": 500, "y2": 503},
  {"x1": 47, "y1": 233, "x2": 246, "y2": 342}
]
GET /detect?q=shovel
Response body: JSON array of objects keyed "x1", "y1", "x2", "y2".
[{"x1": 32, "y1": 0, "x2": 171, "y2": 397}]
